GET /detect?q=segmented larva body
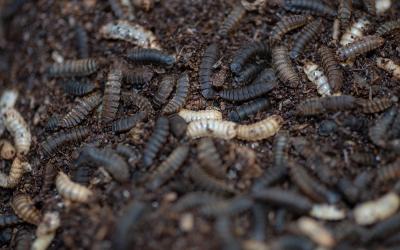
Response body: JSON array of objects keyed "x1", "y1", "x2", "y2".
[
  {"x1": 230, "y1": 41, "x2": 271, "y2": 74},
  {"x1": 3, "y1": 108, "x2": 31, "y2": 156},
  {"x1": 337, "y1": 35, "x2": 385, "y2": 61},
  {"x1": 39, "y1": 164, "x2": 57, "y2": 198},
  {"x1": 295, "y1": 98, "x2": 324, "y2": 115},
  {"x1": 362, "y1": 0, "x2": 376, "y2": 15},
  {"x1": 234, "y1": 63, "x2": 264, "y2": 85},
  {"x1": 15, "y1": 229, "x2": 33, "y2": 250},
  {"x1": 154, "y1": 76, "x2": 175, "y2": 107},
  {"x1": 111, "y1": 112, "x2": 147, "y2": 133},
  {"x1": 376, "y1": 20, "x2": 400, "y2": 36},
  {"x1": 75, "y1": 24, "x2": 89, "y2": 58},
  {"x1": 218, "y1": 3, "x2": 246, "y2": 37},
  {"x1": 376, "y1": 57, "x2": 400, "y2": 80},
  {"x1": 102, "y1": 67, "x2": 122, "y2": 124},
  {"x1": 377, "y1": 159, "x2": 400, "y2": 182},
  {"x1": 171, "y1": 192, "x2": 222, "y2": 212},
  {"x1": 189, "y1": 164, "x2": 236, "y2": 195},
  {"x1": 340, "y1": 17, "x2": 370, "y2": 46},
  {"x1": 273, "y1": 131, "x2": 289, "y2": 168},
  {"x1": 272, "y1": 45, "x2": 300, "y2": 88},
  {"x1": 0, "y1": 214, "x2": 21, "y2": 227},
  {"x1": 0, "y1": 157, "x2": 24, "y2": 188},
  {"x1": 45, "y1": 115, "x2": 60, "y2": 131},
  {"x1": 283, "y1": 0, "x2": 337, "y2": 17},
  {"x1": 0, "y1": 139, "x2": 16, "y2": 160},
  {"x1": 228, "y1": 98, "x2": 270, "y2": 122},
  {"x1": 146, "y1": 145, "x2": 189, "y2": 190},
  {"x1": 178, "y1": 109, "x2": 222, "y2": 122},
  {"x1": 169, "y1": 114, "x2": 188, "y2": 139},
  {"x1": 356, "y1": 97, "x2": 393, "y2": 114},
  {"x1": 237, "y1": 115, "x2": 283, "y2": 141},
  {"x1": 369, "y1": 107, "x2": 397, "y2": 147},
  {"x1": 56, "y1": 172, "x2": 93, "y2": 203},
  {"x1": 121, "y1": 91, "x2": 154, "y2": 117},
  {"x1": 126, "y1": 48, "x2": 176, "y2": 66},
  {"x1": 186, "y1": 120, "x2": 237, "y2": 140},
  {"x1": 303, "y1": 61, "x2": 332, "y2": 96},
  {"x1": 200, "y1": 196, "x2": 253, "y2": 217},
  {"x1": 122, "y1": 66, "x2": 154, "y2": 86},
  {"x1": 290, "y1": 18, "x2": 323, "y2": 59},
  {"x1": 318, "y1": 46, "x2": 343, "y2": 92},
  {"x1": 270, "y1": 15, "x2": 310, "y2": 43},
  {"x1": 32, "y1": 212, "x2": 60, "y2": 250},
  {"x1": 48, "y1": 58, "x2": 99, "y2": 77},
  {"x1": 338, "y1": 0, "x2": 352, "y2": 26},
  {"x1": 60, "y1": 92, "x2": 101, "y2": 128},
  {"x1": 41, "y1": 127, "x2": 89, "y2": 157},
  {"x1": 11, "y1": 194, "x2": 41, "y2": 225},
  {"x1": 62, "y1": 80, "x2": 96, "y2": 96},
  {"x1": 199, "y1": 43, "x2": 218, "y2": 99},
  {"x1": 197, "y1": 138, "x2": 225, "y2": 179},
  {"x1": 162, "y1": 72, "x2": 190, "y2": 114},
  {"x1": 142, "y1": 116, "x2": 170, "y2": 168}
]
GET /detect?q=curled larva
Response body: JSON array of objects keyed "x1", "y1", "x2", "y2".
[
  {"x1": 356, "y1": 97, "x2": 393, "y2": 114},
  {"x1": 75, "y1": 24, "x2": 89, "y2": 58},
  {"x1": 337, "y1": 35, "x2": 385, "y2": 61},
  {"x1": 199, "y1": 43, "x2": 218, "y2": 99},
  {"x1": 11, "y1": 194, "x2": 41, "y2": 225},
  {"x1": 218, "y1": 3, "x2": 246, "y2": 37},
  {"x1": 0, "y1": 157, "x2": 25, "y2": 188},
  {"x1": 368, "y1": 107, "x2": 397, "y2": 147},
  {"x1": 41, "y1": 127, "x2": 90, "y2": 157},
  {"x1": 318, "y1": 46, "x2": 343, "y2": 92},
  {"x1": 142, "y1": 116, "x2": 170, "y2": 168},
  {"x1": 122, "y1": 66, "x2": 154, "y2": 86},
  {"x1": 236, "y1": 115, "x2": 283, "y2": 141},
  {"x1": 62, "y1": 80, "x2": 96, "y2": 96},
  {"x1": 272, "y1": 45, "x2": 300, "y2": 88},
  {"x1": 230, "y1": 41, "x2": 271, "y2": 74},
  {"x1": 100, "y1": 20, "x2": 159, "y2": 49},
  {"x1": 162, "y1": 72, "x2": 190, "y2": 115},
  {"x1": 3, "y1": 108, "x2": 31, "y2": 156},
  {"x1": 56, "y1": 172, "x2": 93, "y2": 203},
  {"x1": 59, "y1": 92, "x2": 102, "y2": 128},
  {"x1": 197, "y1": 138, "x2": 225, "y2": 179},
  {"x1": 32, "y1": 212, "x2": 60, "y2": 250},
  {"x1": 126, "y1": 48, "x2": 176, "y2": 66},
  {"x1": 290, "y1": 18, "x2": 323, "y2": 59},
  {"x1": 283, "y1": 0, "x2": 337, "y2": 17},
  {"x1": 154, "y1": 75, "x2": 175, "y2": 107},
  {"x1": 48, "y1": 58, "x2": 99, "y2": 77},
  {"x1": 376, "y1": 57, "x2": 400, "y2": 80},
  {"x1": 0, "y1": 214, "x2": 21, "y2": 227},
  {"x1": 376, "y1": 20, "x2": 400, "y2": 36},
  {"x1": 340, "y1": 17, "x2": 370, "y2": 46},
  {"x1": 111, "y1": 112, "x2": 147, "y2": 133},
  {"x1": 303, "y1": 61, "x2": 332, "y2": 96},
  {"x1": 121, "y1": 90, "x2": 154, "y2": 117},
  {"x1": 338, "y1": 0, "x2": 352, "y2": 26},
  {"x1": 228, "y1": 98, "x2": 270, "y2": 122},
  {"x1": 270, "y1": 15, "x2": 310, "y2": 43},
  {"x1": 102, "y1": 67, "x2": 122, "y2": 124},
  {"x1": 0, "y1": 139, "x2": 16, "y2": 160},
  {"x1": 178, "y1": 109, "x2": 222, "y2": 122},
  {"x1": 168, "y1": 114, "x2": 187, "y2": 139},
  {"x1": 186, "y1": 120, "x2": 237, "y2": 140},
  {"x1": 115, "y1": 144, "x2": 140, "y2": 168},
  {"x1": 234, "y1": 63, "x2": 264, "y2": 85}
]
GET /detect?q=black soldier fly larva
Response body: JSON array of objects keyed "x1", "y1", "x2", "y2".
[
  {"x1": 290, "y1": 18, "x2": 322, "y2": 59},
  {"x1": 73, "y1": 164, "x2": 91, "y2": 186},
  {"x1": 56, "y1": 171, "x2": 93, "y2": 203},
  {"x1": 230, "y1": 41, "x2": 271, "y2": 74},
  {"x1": 126, "y1": 48, "x2": 176, "y2": 66},
  {"x1": 197, "y1": 138, "x2": 225, "y2": 179},
  {"x1": 171, "y1": 192, "x2": 221, "y2": 212},
  {"x1": 283, "y1": 0, "x2": 337, "y2": 17},
  {"x1": 168, "y1": 114, "x2": 187, "y2": 139},
  {"x1": 178, "y1": 109, "x2": 222, "y2": 122},
  {"x1": 132, "y1": 0, "x2": 154, "y2": 11},
  {"x1": 376, "y1": 57, "x2": 400, "y2": 80},
  {"x1": 0, "y1": 214, "x2": 21, "y2": 228},
  {"x1": 270, "y1": 15, "x2": 310, "y2": 43},
  {"x1": 115, "y1": 144, "x2": 140, "y2": 167},
  {"x1": 199, "y1": 43, "x2": 218, "y2": 99},
  {"x1": 337, "y1": 35, "x2": 385, "y2": 61},
  {"x1": 228, "y1": 98, "x2": 270, "y2": 122},
  {"x1": 11, "y1": 194, "x2": 41, "y2": 225},
  {"x1": 111, "y1": 112, "x2": 147, "y2": 133},
  {"x1": 121, "y1": 90, "x2": 154, "y2": 117},
  {"x1": 186, "y1": 120, "x2": 237, "y2": 140},
  {"x1": 32, "y1": 212, "x2": 60, "y2": 250},
  {"x1": 39, "y1": 164, "x2": 57, "y2": 198},
  {"x1": 102, "y1": 67, "x2": 123, "y2": 124},
  {"x1": 218, "y1": 3, "x2": 246, "y2": 37},
  {"x1": 356, "y1": 97, "x2": 393, "y2": 114},
  {"x1": 122, "y1": 66, "x2": 154, "y2": 87},
  {"x1": 162, "y1": 72, "x2": 190, "y2": 115},
  {"x1": 0, "y1": 157, "x2": 25, "y2": 188},
  {"x1": 3, "y1": 108, "x2": 31, "y2": 156},
  {"x1": 340, "y1": 17, "x2": 370, "y2": 46},
  {"x1": 364, "y1": 213, "x2": 400, "y2": 242},
  {"x1": 296, "y1": 95, "x2": 356, "y2": 115},
  {"x1": 272, "y1": 45, "x2": 300, "y2": 88},
  {"x1": 14, "y1": 229, "x2": 33, "y2": 250},
  {"x1": 273, "y1": 131, "x2": 289, "y2": 168},
  {"x1": 318, "y1": 46, "x2": 343, "y2": 92},
  {"x1": 303, "y1": 60, "x2": 332, "y2": 96},
  {"x1": 237, "y1": 115, "x2": 283, "y2": 141},
  {"x1": 108, "y1": 0, "x2": 134, "y2": 20},
  {"x1": 142, "y1": 116, "x2": 170, "y2": 168},
  {"x1": 48, "y1": 58, "x2": 99, "y2": 77},
  {"x1": 200, "y1": 196, "x2": 253, "y2": 217},
  {"x1": 75, "y1": 24, "x2": 89, "y2": 58},
  {"x1": 234, "y1": 63, "x2": 264, "y2": 86},
  {"x1": 368, "y1": 107, "x2": 397, "y2": 147},
  {"x1": 154, "y1": 75, "x2": 175, "y2": 107},
  {"x1": 62, "y1": 80, "x2": 96, "y2": 97},
  {"x1": 376, "y1": 20, "x2": 400, "y2": 37}
]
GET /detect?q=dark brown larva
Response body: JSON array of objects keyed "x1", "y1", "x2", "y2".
[
  {"x1": 272, "y1": 45, "x2": 299, "y2": 88},
  {"x1": 283, "y1": 0, "x2": 337, "y2": 17},
  {"x1": 270, "y1": 15, "x2": 310, "y2": 43},
  {"x1": 142, "y1": 116, "x2": 170, "y2": 168},
  {"x1": 122, "y1": 66, "x2": 154, "y2": 87},
  {"x1": 338, "y1": 0, "x2": 352, "y2": 26},
  {"x1": 318, "y1": 46, "x2": 343, "y2": 92},
  {"x1": 153, "y1": 76, "x2": 175, "y2": 107},
  {"x1": 168, "y1": 114, "x2": 187, "y2": 139},
  {"x1": 337, "y1": 35, "x2": 385, "y2": 61},
  {"x1": 230, "y1": 41, "x2": 271, "y2": 74},
  {"x1": 171, "y1": 192, "x2": 221, "y2": 212},
  {"x1": 234, "y1": 63, "x2": 264, "y2": 85},
  {"x1": 162, "y1": 72, "x2": 190, "y2": 114},
  {"x1": 126, "y1": 48, "x2": 176, "y2": 66},
  {"x1": 197, "y1": 138, "x2": 225, "y2": 179},
  {"x1": 39, "y1": 164, "x2": 57, "y2": 198},
  {"x1": 376, "y1": 20, "x2": 400, "y2": 37},
  {"x1": 356, "y1": 97, "x2": 393, "y2": 114},
  {"x1": 362, "y1": 0, "x2": 376, "y2": 15},
  {"x1": 102, "y1": 67, "x2": 122, "y2": 124},
  {"x1": 122, "y1": 90, "x2": 154, "y2": 117},
  {"x1": 273, "y1": 131, "x2": 289, "y2": 168},
  {"x1": 228, "y1": 98, "x2": 270, "y2": 122},
  {"x1": 199, "y1": 43, "x2": 218, "y2": 99},
  {"x1": 377, "y1": 158, "x2": 400, "y2": 182},
  {"x1": 11, "y1": 194, "x2": 41, "y2": 225},
  {"x1": 62, "y1": 80, "x2": 96, "y2": 96},
  {"x1": 146, "y1": 145, "x2": 189, "y2": 190},
  {"x1": 111, "y1": 112, "x2": 147, "y2": 133},
  {"x1": 369, "y1": 107, "x2": 397, "y2": 147},
  {"x1": 41, "y1": 127, "x2": 90, "y2": 157},
  {"x1": 75, "y1": 24, "x2": 89, "y2": 58},
  {"x1": 48, "y1": 58, "x2": 99, "y2": 77},
  {"x1": 45, "y1": 114, "x2": 60, "y2": 131},
  {"x1": 290, "y1": 18, "x2": 322, "y2": 59},
  {"x1": 0, "y1": 214, "x2": 21, "y2": 228},
  {"x1": 295, "y1": 97, "x2": 325, "y2": 116},
  {"x1": 59, "y1": 92, "x2": 102, "y2": 128},
  {"x1": 296, "y1": 95, "x2": 357, "y2": 116},
  {"x1": 218, "y1": 3, "x2": 246, "y2": 37}
]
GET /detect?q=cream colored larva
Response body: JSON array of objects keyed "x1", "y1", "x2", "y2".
[
  {"x1": 0, "y1": 157, "x2": 25, "y2": 188},
  {"x1": 178, "y1": 109, "x2": 222, "y2": 122},
  {"x1": 186, "y1": 120, "x2": 237, "y2": 140},
  {"x1": 32, "y1": 212, "x2": 60, "y2": 250},
  {"x1": 340, "y1": 17, "x2": 370, "y2": 46},
  {"x1": 376, "y1": 0, "x2": 392, "y2": 14},
  {"x1": 56, "y1": 172, "x2": 93, "y2": 203},
  {"x1": 2, "y1": 108, "x2": 31, "y2": 156},
  {"x1": 297, "y1": 217, "x2": 335, "y2": 248},
  {"x1": 236, "y1": 115, "x2": 283, "y2": 141},
  {"x1": 0, "y1": 89, "x2": 18, "y2": 137},
  {"x1": 303, "y1": 61, "x2": 332, "y2": 96},
  {"x1": 376, "y1": 57, "x2": 400, "y2": 80},
  {"x1": 310, "y1": 204, "x2": 346, "y2": 221}
]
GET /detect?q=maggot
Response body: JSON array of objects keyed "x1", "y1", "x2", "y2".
[
  {"x1": 270, "y1": 15, "x2": 310, "y2": 43},
  {"x1": 337, "y1": 35, "x2": 385, "y2": 61},
  {"x1": 142, "y1": 116, "x2": 170, "y2": 168},
  {"x1": 62, "y1": 80, "x2": 96, "y2": 96},
  {"x1": 32, "y1": 212, "x2": 60, "y2": 250},
  {"x1": 230, "y1": 41, "x2": 271, "y2": 74},
  {"x1": 376, "y1": 20, "x2": 400, "y2": 37},
  {"x1": 356, "y1": 97, "x2": 393, "y2": 114},
  {"x1": 318, "y1": 46, "x2": 343, "y2": 92},
  {"x1": 218, "y1": 3, "x2": 246, "y2": 37},
  {"x1": 303, "y1": 61, "x2": 332, "y2": 96},
  {"x1": 126, "y1": 48, "x2": 176, "y2": 66},
  {"x1": 111, "y1": 112, "x2": 147, "y2": 133},
  {"x1": 338, "y1": 0, "x2": 352, "y2": 26},
  {"x1": 11, "y1": 194, "x2": 41, "y2": 225},
  {"x1": 199, "y1": 43, "x2": 218, "y2": 99},
  {"x1": 101, "y1": 67, "x2": 122, "y2": 124},
  {"x1": 197, "y1": 138, "x2": 226, "y2": 179},
  {"x1": 153, "y1": 75, "x2": 175, "y2": 107},
  {"x1": 56, "y1": 171, "x2": 93, "y2": 203},
  {"x1": 272, "y1": 131, "x2": 289, "y2": 168},
  {"x1": 236, "y1": 115, "x2": 283, "y2": 141},
  {"x1": 376, "y1": 57, "x2": 400, "y2": 80},
  {"x1": 48, "y1": 58, "x2": 99, "y2": 77},
  {"x1": 0, "y1": 89, "x2": 18, "y2": 137},
  {"x1": 178, "y1": 109, "x2": 222, "y2": 122},
  {"x1": 0, "y1": 139, "x2": 16, "y2": 160},
  {"x1": 228, "y1": 98, "x2": 270, "y2": 122},
  {"x1": 290, "y1": 18, "x2": 323, "y2": 59},
  {"x1": 122, "y1": 66, "x2": 154, "y2": 86},
  {"x1": 2, "y1": 108, "x2": 31, "y2": 156},
  {"x1": 340, "y1": 17, "x2": 370, "y2": 46},
  {"x1": 186, "y1": 120, "x2": 237, "y2": 140},
  {"x1": 0, "y1": 157, "x2": 25, "y2": 188},
  {"x1": 162, "y1": 72, "x2": 190, "y2": 115},
  {"x1": 272, "y1": 45, "x2": 300, "y2": 88},
  {"x1": 121, "y1": 90, "x2": 154, "y2": 117},
  {"x1": 283, "y1": 0, "x2": 337, "y2": 17}
]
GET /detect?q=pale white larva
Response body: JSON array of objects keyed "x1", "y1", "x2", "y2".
[
  {"x1": 186, "y1": 120, "x2": 237, "y2": 140},
  {"x1": 340, "y1": 17, "x2": 370, "y2": 46},
  {"x1": 237, "y1": 115, "x2": 283, "y2": 141},
  {"x1": 32, "y1": 212, "x2": 60, "y2": 250},
  {"x1": 0, "y1": 89, "x2": 18, "y2": 137},
  {"x1": 376, "y1": 57, "x2": 400, "y2": 80},
  {"x1": 303, "y1": 61, "x2": 332, "y2": 96},
  {"x1": 310, "y1": 204, "x2": 346, "y2": 221},
  {"x1": 56, "y1": 172, "x2": 93, "y2": 203},
  {"x1": 2, "y1": 108, "x2": 31, "y2": 156},
  {"x1": 178, "y1": 109, "x2": 222, "y2": 122},
  {"x1": 297, "y1": 217, "x2": 335, "y2": 248}
]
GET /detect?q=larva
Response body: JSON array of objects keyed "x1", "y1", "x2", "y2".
[
  {"x1": 56, "y1": 172, "x2": 93, "y2": 203},
  {"x1": 122, "y1": 66, "x2": 154, "y2": 86},
  {"x1": 200, "y1": 196, "x2": 253, "y2": 217},
  {"x1": 364, "y1": 213, "x2": 400, "y2": 242},
  {"x1": 39, "y1": 164, "x2": 57, "y2": 198},
  {"x1": 77, "y1": 147, "x2": 129, "y2": 182},
  {"x1": 272, "y1": 45, "x2": 300, "y2": 88},
  {"x1": 237, "y1": 115, "x2": 283, "y2": 141},
  {"x1": 126, "y1": 48, "x2": 176, "y2": 66},
  {"x1": 234, "y1": 63, "x2": 264, "y2": 85},
  {"x1": 3, "y1": 108, "x2": 31, "y2": 156},
  {"x1": 228, "y1": 98, "x2": 270, "y2": 122},
  {"x1": 162, "y1": 72, "x2": 190, "y2": 115},
  {"x1": 121, "y1": 90, "x2": 154, "y2": 117},
  {"x1": 72, "y1": 164, "x2": 91, "y2": 185},
  {"x1": 62, "y1": 80, "x2": 96, "y2": 97},
  {"x1": 362, "y1": 0, "x2": 376, "y2": 15},
  {"x1": 0, "y1": 214, "x2": 21, "y2": 227},
  {"x1": 377, "y1": 158, "x2": 400, "y2": 182},
  {"x1": 75, "y1": 24, "x2": 89, "y2": 58},
  {"x1": 230, "y1": 41, "x2": 271, "y2": 74},
  {"x1": 15, "y1": 229, "x2": 33, "y2": 250},
  {"x1": 251, "y1": 165, "x2": 288, "y2": 192},
  {"x1": 376, "y1": 57, "x2": 400, "y2": 80},
  {"x1": 338, "y1": 0, "x2": 352, "y2": 26},
  {"x1": 168, "y1": 114, "x2": 187, "y2": 139},
  {"x1": 290, "y1": 18, "x2": 323, "y2": 59},
  {"x1": 337, "y1": 35, "x2": 385, "y2": 61},
  {"x1": 153, "y1": 76, "x2": 175, "y2": 107},
  {"x1": 101, "y1": 67, "x2": 122, "y2": 124},
  {"x1": 178, "y1": 109, "x2": 222, "y2": 122},
  {"x1": 32, "y1": 212, "x2": 60, "y2": 250},
  {"x1": 295, "y1": 95, "x2": 356, "y2": 115},
  {"x1": 197, "y1": 138, "x2": 225, "y2": 179},
  {"x1": 41, "y1": 126, "x2": 90, "y2": 157},
  {"x1": 270, "y1": 15, "x2": 310, "y2": 43},
  {"x1": 146, "y1": 145, "x2": 189, "y2": 190},
  {"x1": 199, "y1": 43, "x2": 218, "y2": 99},
  {"x1": 218, "y1": 3, "x2": 246, "y2": 37},
  {"x1": 59, "y1": 92, "x2": 102, "y2": 128},
  {"x1": 0, "y1": 157, "x2": 24, "y2": 188},
  {"x1": 318, "y1": 46, "x2": 343, "y2": 92},
  {"x1": 11, "y1": 194, "x2": 41, "y2": 225},
  {"x1": 368, "y1": 107, "x2": 397, "y2": 147},
  {"x1": 142, "y1": 116, "x2": 170, "y2": 168},
  {"x1": 340, "y1": 17, "x2": 370, "y2": 46},
  {"x1": 186, "y1": 120, "x2": 237, "y2": 140},
  {"x1": 376, "y1": 20, "x2": 400, "y2": 36},
  {"x1": 0, "y1": 139, "x2": 16, "y2": 160},
  {"x1": 115, "y1": 144, "x2": 140, "y2": 167},
  {"x1": 48, "y1": 58, "x2": 99, "y2": 77},
  {"x1": 171, "y1": 192, "x2": 221, "y2": 212},
  {"x1": 356, "y1": 97, "x2": 393, "y2": 114},
  {"x1": 111, "y1": 112, "x2": 147, "y2": 133},
  {"x1": 283, "y1": 0, "x2": 337, "y2": 17},
  {"x1": 303, "y1": 60, "x2": 332, "y2": 96},
  {"x1": 273, "y1": 131, "x2": 289, "y2": 168}
]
